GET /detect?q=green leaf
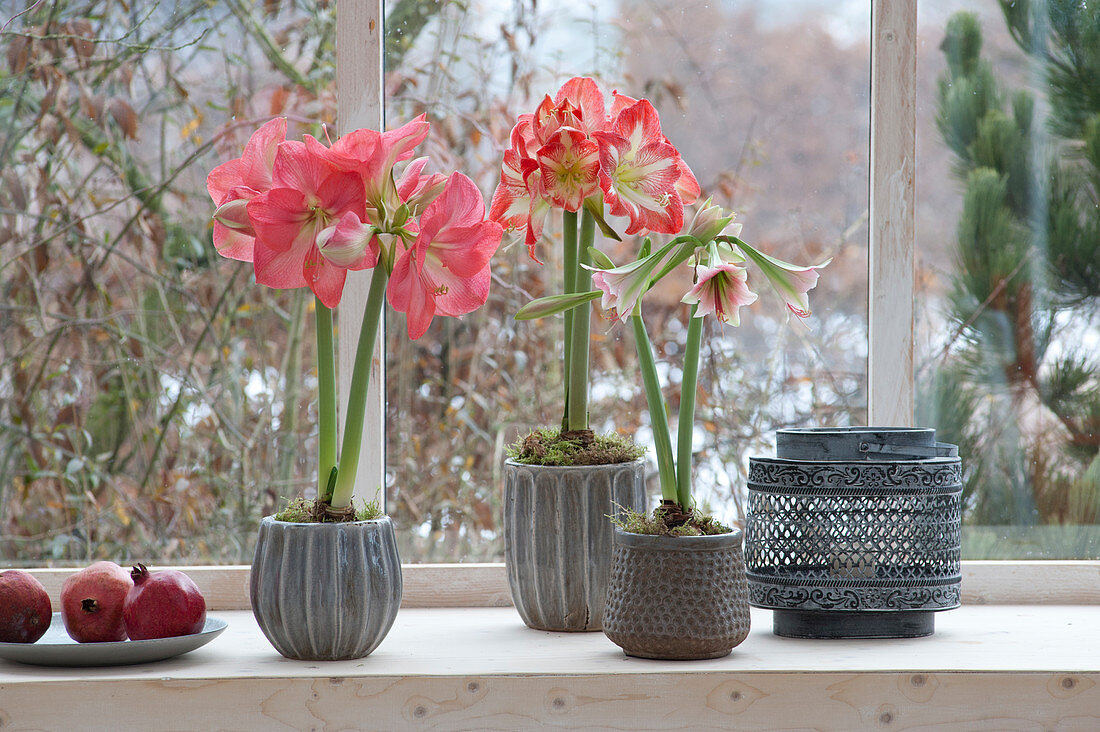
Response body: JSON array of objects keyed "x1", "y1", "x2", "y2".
[
  {"x1": 583, "y1": 199, "x2": 622, "y2": 241},
  {"x1": 515, "y1": 291, "x2": 602, "y2": 320}
]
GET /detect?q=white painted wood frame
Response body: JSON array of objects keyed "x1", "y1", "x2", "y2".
[
  {"x1": 16, "y1": 561, "x2": 1100, "y2": 611},
  {"x1": 335, "y1": 0, "x2": 386, "y2": 506},
  {"x1": 868, "y1": 0, "x2": 917, "y2": 427}
]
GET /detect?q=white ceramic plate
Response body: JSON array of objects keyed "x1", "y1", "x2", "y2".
[{"x1": 0, "y1": 614, "x2": 228, "y2": 667}]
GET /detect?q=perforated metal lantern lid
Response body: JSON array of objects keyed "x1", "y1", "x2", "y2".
[
  {"x1": 746, "y1": 426, "x2": 963, "y2": 639},
  {"x1": 776, "y1": 427, "x2": 958, "y2": 461}
]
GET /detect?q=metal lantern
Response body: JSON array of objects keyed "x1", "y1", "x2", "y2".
[{"x1": 745, "y1": 427, "x2": 962, "y2": 638}]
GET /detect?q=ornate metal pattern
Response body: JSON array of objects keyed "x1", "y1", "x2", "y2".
[
  {"x1": 748, "y1": 459, "x2": 963, "y2": 494},
  {"x1": 746, "y1": 454, "x2": 962, "y2": 613}
]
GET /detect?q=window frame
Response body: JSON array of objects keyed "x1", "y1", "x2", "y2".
[{"x1": 318, "y1": 0, "x2": 1094, "y2": 602}]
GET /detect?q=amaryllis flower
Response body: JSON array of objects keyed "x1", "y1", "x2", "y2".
[
  {"x1": 735, "y1": 241, "x2": 830, "y2": 319},
  {"x1": 537, "y1": 127, "x2": 600, "y2": 211},
  {"x1": 488, "y1": 147, "x2": 551, "y2": 262},
  {"x1": 586, "y1": 241, "x2": 679, "y2": 323},
  {"x1": 552, "y1": 76, "x2": 607, "y2": 136},
  {"x1": 681, "y1": 262, "x2": 758, "y2": 326},
  {"x1": 490, "y1": 77, "x2": 610, "y2": 261},
  {"x1": 607, "y1": 91, "x2": 699, "y2": 207},
  {"x1": 206, "y1": 117, "x2": 286, "y2": 261},
  {"x1": 594, "y1": 99, "x2": 686, "y2": 236},
  {"x1": 246, "y1": 139, "x2": 367, "y2": 308},
  {"x1": 306, "y1": 114, "x2": 430, "y2": 212},
  {"x1": 387, "y1": 173, "x2": 503, "y2": 339}
]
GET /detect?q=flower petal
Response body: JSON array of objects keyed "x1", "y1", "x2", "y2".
[
  {"x1": 554, "y1": 77, "x2": 606, "y2": 135},
  {"x1": 433, "y1": 264, "x2": 491, "y2": 318},
  {"x1": 674, "y1": 159, "x2": 701, "y2": 206},
  {"x1": 387, "y1": 246, "x2": 437, "y2": 340},
  {"x1": 302, "y1": 243, "x2": 347, "y2": 308},
  {"x1": 489, "y1": 148, "x2": 532, "y2": 232},
  {"x1": 417, "y1": 173, "x2": 502, "y2": 278}
]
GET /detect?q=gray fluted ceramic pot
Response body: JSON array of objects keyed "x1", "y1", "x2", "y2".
[
  {"x1": 250, "y1": 515, "x2": 402, "y2": 661},
  {"x1": 603, "y1": 527, "x2": 751, "y2": 660},
  {"x1": 503, "y1": 458, "x2": 646, "y2": 632}
]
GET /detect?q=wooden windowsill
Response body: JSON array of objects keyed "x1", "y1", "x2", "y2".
[{"x1": 2, "y1": 605, "x2": 1098, "y2": 730}]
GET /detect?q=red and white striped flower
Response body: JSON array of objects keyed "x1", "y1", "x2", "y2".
[{"x1": 594, "y1": 99, "x2": 685, "y2": 236}]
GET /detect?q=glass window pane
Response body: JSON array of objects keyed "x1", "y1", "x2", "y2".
[
  {"x1": 385, "y1": 0, "x2": 870, "y2": 562},
  {"x1": 0, "y1": 2, "x2": 336, "y2": 565},
  {"x1": 916, "y1": 1, "x2": 1100, "y2": 558}
]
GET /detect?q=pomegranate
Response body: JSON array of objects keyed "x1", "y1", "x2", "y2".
[
  {"x1": 60, "y1": 561, "x2": 133, "y2": 642},
  {"x1": 0, "y1": 570, "x2": 52, "y2": 643},
  {"x1": 123, "y1": 564, "x2": 206, "y2": 640}
]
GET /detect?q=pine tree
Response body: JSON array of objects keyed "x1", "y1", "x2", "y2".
[{"x1": 925, "y1": 3, "x2": 1100, "y2": 529}]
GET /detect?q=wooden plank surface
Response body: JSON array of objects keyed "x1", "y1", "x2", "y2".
[
  {"x1": 2, "y1": 607, "x2": 1098, "y2": 730},
  {"x1": 0, "y1": 672, "x2": 1096, "y2": 731},
  {"x1": 6, "y1": 606, "x2": 1100, "y2": 681}
]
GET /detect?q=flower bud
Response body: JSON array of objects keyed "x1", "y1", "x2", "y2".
[
  {"x1": 688, "y1": 198, "x2": 740, "y2": 243},
  {"x1": 316, "y1": 212, "x2": 378, "y2": 269},
  {"x1": 212, "y1": 198, "x2": 254, "y2": 235}
]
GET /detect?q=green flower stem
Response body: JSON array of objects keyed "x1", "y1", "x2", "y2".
[
  {"x1": 566, "y1": 208, "x2": 595, "y2": 431},
  {"x1": 676, "y1": 304, "x2": 703, "y2": 510},
  {"x1": 315, "y1": 298, "x2": 338, "y2": 502},
  {"x1": 561, "y1": 209, "x2": 578, "y2": 425},
  {"x1": 328, "y1": 264, "x2": 390, "y2": 510},
  {"x1": 631, "y1": 312, "x2": 677, "y2": 502}
]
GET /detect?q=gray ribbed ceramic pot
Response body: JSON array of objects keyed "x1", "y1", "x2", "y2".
[
  {"x1": 503, "y1": 458, "x2": 646, "y2": 632},
  {"x1": 602, "y1": 527, "x2": 751, "y2": 660},
  {"x1": 250, "y1": 515, "x2": 402, "y2": 661}
]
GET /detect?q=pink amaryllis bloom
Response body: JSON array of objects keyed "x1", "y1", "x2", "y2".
[
  {"x1": 207, "y1": 117, "x2": 286, "y2": 261},
  {"x1": 306, "y1": 114, "x2": 430, "y2": 215},
  {"x1": 387, "y1": 173, "x2": 503, "y2": 339},
  {"x1": 734, "y1": 241, "x2": 830, "y2": 320},
  {"x1": 594, "y1": 99, "x2": 686, "y2": 236},
  {"x1": 606, "y1": 91, "x2": 700, "y2": 208},
  {"x1": 586, "y1": 241, "x2": 680, "y2": 323},
  {"x1": 681, "y1": 262, "x2": 759, "y2": 326},
  {"x1": 245, "y1": 139, "x2": 367, "y2": 308}
]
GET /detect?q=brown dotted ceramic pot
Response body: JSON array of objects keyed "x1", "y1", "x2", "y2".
[{"x1": 602, "y1": 526, "x2": 751, "y2": 660}]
